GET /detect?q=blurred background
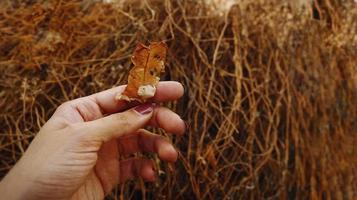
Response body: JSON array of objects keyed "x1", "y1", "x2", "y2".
[{"x1": 0, "y1": 0, "x2": 356, "y2": 199}]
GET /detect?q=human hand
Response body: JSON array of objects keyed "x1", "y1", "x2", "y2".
[{"x1": 0, "y1": 81, "x2": 185, "y2": 200}]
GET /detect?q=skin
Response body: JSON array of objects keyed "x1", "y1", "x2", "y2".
[{"x1": 0, "y1": 81, "x2": 186, "y2": 200}]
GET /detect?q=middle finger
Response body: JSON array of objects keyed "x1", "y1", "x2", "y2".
[
  {"x1": 118, "y1": 129, "x2": 178, "y2": 162},
  {"x1": 148, "y1": 106, "x2": 186, "y2": 135}
]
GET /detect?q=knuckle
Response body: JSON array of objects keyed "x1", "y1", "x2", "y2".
[
  {"x1": 73, "y1": 132, "x2": 94, "y2": 145},
  {"x1": 114, "y1": 113, "x2": 129, "y2": 122},
  {"x1": 112, "y1": 112, "x2": 132, "y2": 126},
  {"x1": 110, "y1": 113, "x2": 133, "y2": 133},
  {"x1": 66, "y1": 123, "x2": 82, "y2": 133},
  {"x1": 66, "y1": 123, "x2": 98, "y2": 143},
  {"x1": 56, "y1": 101, "x2": 73, "y2": 112}
]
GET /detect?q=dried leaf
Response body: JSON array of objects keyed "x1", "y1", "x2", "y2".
[{"x1": 116, "y1": 41, "x2": 167, "y2": 102}]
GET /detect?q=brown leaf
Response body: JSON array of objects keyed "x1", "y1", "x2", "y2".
[{"x1": 116, "y1": 41, "x2": 167, "y2": 102}]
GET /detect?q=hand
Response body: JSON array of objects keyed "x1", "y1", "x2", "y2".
[{"x1": 0, "y1": 81, "x2": 185, "y2": 200}]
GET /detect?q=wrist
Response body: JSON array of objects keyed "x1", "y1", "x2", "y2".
[{"x1": 0, "y1": 163, "x2": 35, "y2": 199}]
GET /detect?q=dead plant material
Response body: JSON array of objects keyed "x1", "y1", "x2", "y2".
[
  {"x1": 0, "y1": 0, "x2": 356, "y2": 199},
  {"x1": 116, "y1": 41, "x2": 167, "y2": 102}
]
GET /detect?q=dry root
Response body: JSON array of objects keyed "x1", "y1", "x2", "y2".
[{"x1": 0, "y1": 0, "x2": 356, "y2": 199}]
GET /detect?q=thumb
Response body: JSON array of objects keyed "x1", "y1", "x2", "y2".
[{"x1": 82, "y1": 103, "x2": 154, "y2": 141}]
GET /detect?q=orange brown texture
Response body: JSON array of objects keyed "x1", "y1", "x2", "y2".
[
  {"x1": 0, "y1": 0, "x2": 356, "y2": 199},
  {"x1": 116, "y1": 42, "x2": 167, "y2": 102}
]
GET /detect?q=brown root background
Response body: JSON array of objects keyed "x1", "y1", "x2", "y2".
[{"x1": 0, "y1": 0, "x2": 356, "y2": 199}]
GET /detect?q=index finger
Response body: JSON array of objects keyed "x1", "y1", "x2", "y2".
[{"x1": 90, "y1": 81, "x2": 184, "y2": 114}]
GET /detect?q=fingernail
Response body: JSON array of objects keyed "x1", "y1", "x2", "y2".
[{"x1": 134, "y1": 103, "x2": 154, "y2": 115}]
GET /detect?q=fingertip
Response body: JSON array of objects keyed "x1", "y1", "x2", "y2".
[
  {"x1": 172, "y1": 81, "x2": 184, "y2": 97},
  {"x1": 152, "y1": 107, "x2": 186, "y2": 135},
  {"x1": 158, "y1": 143, "x2": 178, "y2": 162},
  {"x1": 178, "y1": 119, "x2": 186, "y2": 136},
  {"x1": 141, "y1": 162, "x2": 156, "y2": 182},
  {"x1": 155, "y1": 81, "x2": 184, "y2": 101}
]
